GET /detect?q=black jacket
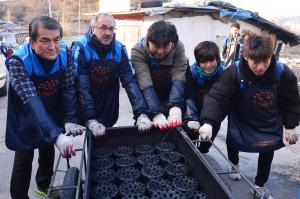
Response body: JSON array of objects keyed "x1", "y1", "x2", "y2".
[{"x1": 200, "y1": 55, "x2": 300, "y2": 129}]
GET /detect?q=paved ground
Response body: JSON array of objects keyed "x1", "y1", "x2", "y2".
[
  {"x1": 0, "y1": 87, "x2": 299, "y2": 199},
  {"x1": 0, "y1": 53, "x2": 299, "y2": 198}
]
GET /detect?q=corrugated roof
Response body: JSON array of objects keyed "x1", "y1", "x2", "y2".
[
  {"x1": 104, "y1": 1, "x2": 300, "y2": 46},
  {"x1": 0, "y1": 33, "x2": 11, "y2": 37}
]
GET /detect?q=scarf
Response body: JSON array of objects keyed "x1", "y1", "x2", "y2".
[{"x1": 196, "y1": 64, "x2": 221, "y2": 80}]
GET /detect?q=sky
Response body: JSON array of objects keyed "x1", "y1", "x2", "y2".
[{"x1": 232, "y1": 0, "x2": 299, "y2": 19}]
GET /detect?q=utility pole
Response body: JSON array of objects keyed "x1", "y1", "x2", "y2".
[
  {"x1": 78, "y1": 0, "x2": 81, "y2": 35},
  {"x1": 62, "y1": 0, "x2": 65, "y2": 27},
  {"x1": 48, "y1": 0, "x2": 52, "y2": 18}
]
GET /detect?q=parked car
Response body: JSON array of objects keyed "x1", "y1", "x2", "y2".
[{"x1": 0, "y1": 61, "x2": 7, "y2": 96}]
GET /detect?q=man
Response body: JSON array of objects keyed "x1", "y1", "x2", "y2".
[
  {"x1": 6, "y1": 46, "x2": 13, "y2": 57},
  {"x1": 0, "y1": 41, "x2": 8, "y2": 57},
  {"x1": 131, "y1": 20, "x2": 187, "y2": 131},
  {"x1": 199, "y1": 34, "x2": 299, "y2": 199},
  {"x1": 6, "y1": 16, "x2": 85, "y2": 199},
  {"x1": 221, "y1": 22, "x2": 242, "y2": 66},
  {"x1": 72, "y1": 13, "x2": 152, "y2": 137}
]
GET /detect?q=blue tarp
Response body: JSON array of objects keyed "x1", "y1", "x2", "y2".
[{"x1": 220, "y1": 9, "x2": 252, "y2": 20}]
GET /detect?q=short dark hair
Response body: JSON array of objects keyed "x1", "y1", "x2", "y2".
[
  {"x1": 147, "y1": 20, "x2": 178, "y2": 46},
  {"x1": 231, "y1": 22, "x2": 240, "y2": 29},
  {"x1": 244, "y1": 35, "x2": 273, "y2": 61},
  {"x1": 194, "y1": 41, "x2": 220, "y2": 65},
  {"x1": 29, "y1": 16, "x2": 63, "y2": 42}
]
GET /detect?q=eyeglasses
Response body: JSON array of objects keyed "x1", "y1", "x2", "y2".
[{"x1": 94, "y1": 26, "x2": 117, "y2": 32}]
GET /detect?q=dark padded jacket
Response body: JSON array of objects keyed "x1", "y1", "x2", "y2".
[
  {"x1": 200, "y1": 55, "x2": 300, "y2": 129},
  {"x1": 72, "y1": 27, "x2": 147, "y2": 126}
]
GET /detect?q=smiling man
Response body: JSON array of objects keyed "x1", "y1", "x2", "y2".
[
  {"x1": 6, "y1": 16, "x2": 84, "y2": 199},
  {"x1": 221, "y1": 23, "x2": 243, "y2": 66},
  {"x1": 72, "y1": 13, "x2": 152, "y2": 136},
  {"x1": 131, "y1": 20, "x2": 187, "y2": 131}
]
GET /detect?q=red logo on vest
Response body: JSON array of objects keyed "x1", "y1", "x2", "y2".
[
  {"x1": 197, "y1": 89, "x2": 209, "y2": 102},
  {"x1": 37, "y1": 80, "x2": 60, "y2": 99},
  {"x1": 92, "y1": 66, "x2": 111, "y2": 84},
  {"x1": 253, "y1": 91, "x2": 274, "y2": 108},
  {"x1": 152, "y1": 69, "x2": 169, "y2": 82}
]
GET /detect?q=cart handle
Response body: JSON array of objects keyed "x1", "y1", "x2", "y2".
[
  {"x1": 192, "y1": 139, "x2": 260, "y2": 199},
  {"x1": 46, "y1": 132, "x2": 88, "y2": 199}
]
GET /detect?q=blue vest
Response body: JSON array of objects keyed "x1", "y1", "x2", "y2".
[{"x1": 11, "y1": 42, "x2": 67, "y2": 76}]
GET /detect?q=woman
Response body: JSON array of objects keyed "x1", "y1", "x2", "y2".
[{"x1": 185, "y1": 41, "x2": 227, "y2": 153}]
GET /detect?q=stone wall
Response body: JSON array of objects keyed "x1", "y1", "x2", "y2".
[{"x1": 15, "y1": 33, "x2": 28, "y2": 45}]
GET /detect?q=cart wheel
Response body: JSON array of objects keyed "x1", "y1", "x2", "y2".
[{"x1": 61, "y1": 167, "x2": 83, "y2": 199}]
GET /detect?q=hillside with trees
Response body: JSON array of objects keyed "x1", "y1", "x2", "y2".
[{"x1": 0, "y1": 0, "x2": 99, "y2": 35}]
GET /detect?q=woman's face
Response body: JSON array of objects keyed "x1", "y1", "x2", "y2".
[{"x1": 199, "y1": 59, "x2": 218, "y2": 74}]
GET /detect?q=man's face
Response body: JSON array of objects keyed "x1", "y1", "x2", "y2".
[
  {"x1": 199, "y1": 59, "x2": 218, "y2": 74},
  {"x1": 91, "y1": 15, "x2": 115, "y2": 45},
  {"x1": 148, "y1": 41, "x2": 172, "y2": 59},
  {"x1": 231, "y1": 27, "x2": 239, "y2": 38},
  {"x1": 29, "y1": 27, "x2": 61, "y2": 60},
  {"x1": 243, "y1": 55, "x2": 272, "y2": 76}
]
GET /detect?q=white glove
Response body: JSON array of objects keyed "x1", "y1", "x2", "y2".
[
  {"x1": 55, "y1": 133, "x2": 76, "y2": 158},
  {"x1": 198, "y1": 123, "x2": 213, "y2": 140},
  {"x1": 86, "y1": 119, "x2": 105, "y2": 140},
  {"x1": 136, "y1": 114, "x2": 152, "y2": 134},
  {"x1": 187, "y1": 121, "x2": 200, "y2": 133},
  {"x1": 153, "y1": 113, "x2": 170, "y2": 131},
  {"x1": 169, "y1": 106, "x2": 182, "y2": 127},
  {"x1": 285, "y1": 128, "x2": 298, "y2": 145},
  {"x1": 64, "y1": 123, "x2": 86, "y2": 137}
]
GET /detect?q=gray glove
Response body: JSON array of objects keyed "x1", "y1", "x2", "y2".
[
  {"x1": 136, "y1": 114, "x2": 152, "y2": 134},
  {"x1": 169, "y1": 106, "x2": 182, "y2": 127},
  {"x1": 153, "y1": 113, "x2": 170, "y2": 131},
  {"x1": 198, "y1": 123, "x2": 213, "y2": 140},
  {"x1": 285, "y1": 128, "x2": 298, "y2": 145},
  {"x1": 64, "y1": 123, "x2": 86, "y2": 137},
  {"x1": 86, "y1": 119, "x2": 105, "y2": 140},
  {"x1": 187, "y1": 121, "x2": 200, "y2": 133},
  {"x1": 55, "y1": 134, "x2": 76, "y2": 158}
]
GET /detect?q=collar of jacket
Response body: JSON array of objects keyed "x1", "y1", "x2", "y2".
[
  {"x1": 34, "y1": 51, "x2": 55, "y2": 74},
  {"x1": 239, "y1": 55, "x2": 279, "y2": 85}
]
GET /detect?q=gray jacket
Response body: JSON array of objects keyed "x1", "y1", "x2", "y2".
[{"x1": 130, "y1": 35, "x2": 187, "y2": 90}]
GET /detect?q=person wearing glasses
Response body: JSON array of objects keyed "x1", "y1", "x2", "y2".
[
  {"x1": 130, "y1": 20, "x2": 187, "y2": 131},
  {"x1": 72, "y1": 13, "x2": 152, "y2": 137}
]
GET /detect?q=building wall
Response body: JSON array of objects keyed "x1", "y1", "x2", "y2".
[
  {"x1": 115, "y1": 13, "x2": 267, "y2": 64},
  {"x1": 141, "y1": 15, "x2": 261, "y2": 64},
  {"x1": 15, "y1": 33, "x2": 28, "y2": 45}
]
